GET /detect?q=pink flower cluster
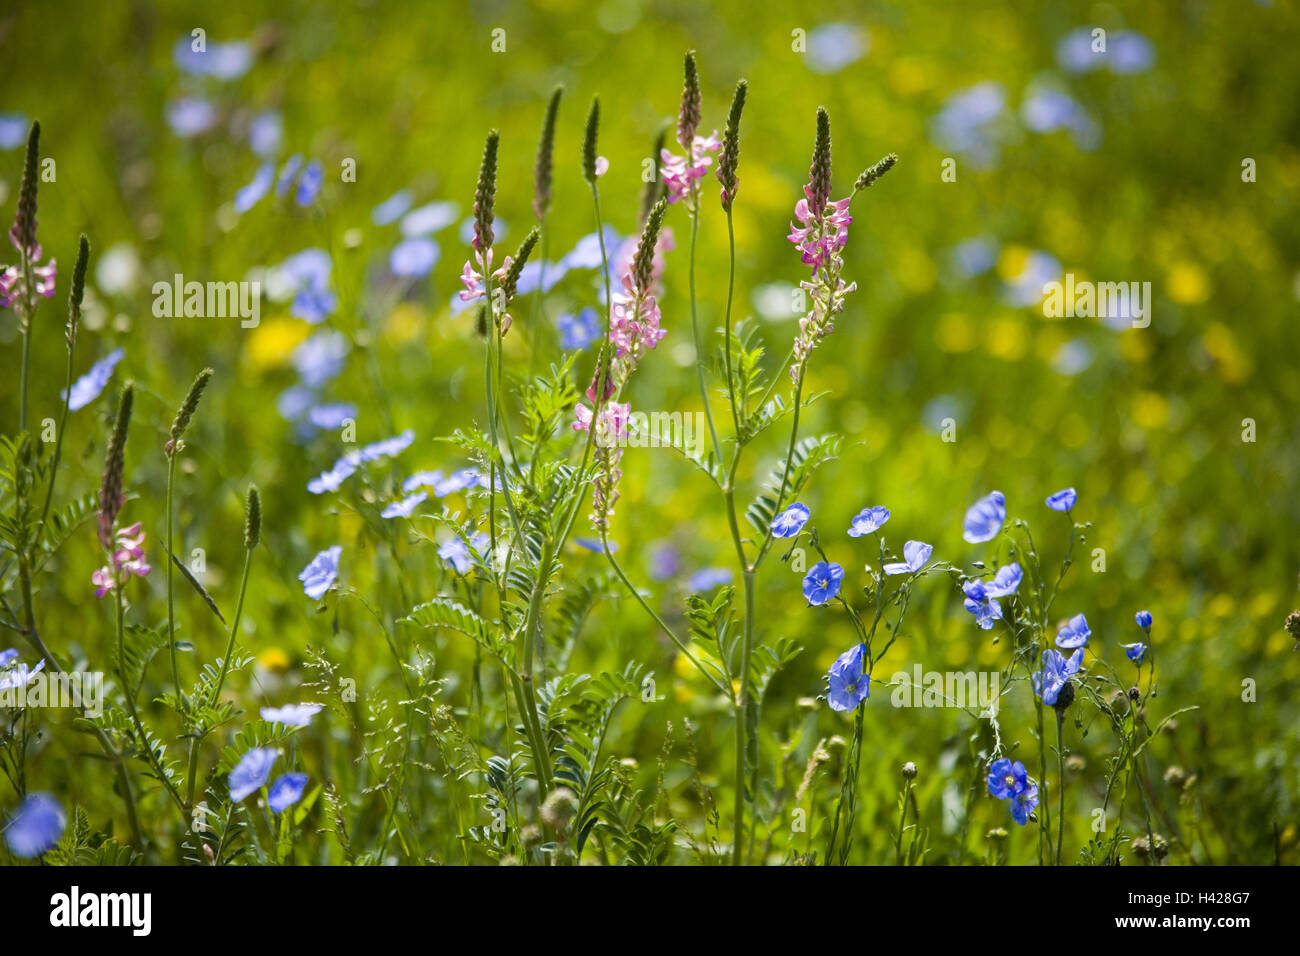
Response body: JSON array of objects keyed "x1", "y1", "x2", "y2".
[
  {"x1": 787, "y1": 191, "x2": 852, "y2": 277},
  {"x1": 787, "y1": 189, "x2": 859, "y2": 381},
  {"x1": 660, "y1": 133, "x2": 721, "y2": 205},
  {"x1": 92, "y1": 522, "x2": 152, "y2": 598},
  {"x1": 457, "y1": 247, "x2": 510, "y2": 304},
  {"x1": 0, "y1": 238, "x2": 57, "y2": 309}
]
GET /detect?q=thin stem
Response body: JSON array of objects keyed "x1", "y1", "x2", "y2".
[
  {"x1": 165, "y1": 454, "x2": 182, "y2": 701},
  {"x1": 722, "y1": 207, "x2": 741, "y2": 435},
  {"x1": 210, "y1": 548, "x2": 253, "y2": 706},
  {"x1": 687, "y1": 188, "x2": 723, "y2": 463},
  {"x1": 731, "y1": 568, "x2": 756, "y2": 865},
  {"x1": 1055, "y1": 708, "x2": 1066, "y2": 866}
]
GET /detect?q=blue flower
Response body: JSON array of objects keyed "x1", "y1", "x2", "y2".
[
  {"x1": 573, "y1": 536, "x2": 616, "y2": 553},
  {"x1": 803, "y1": 561, "x2": 844, "y2": 606},
  {"x1": 249, "y1": 111, "x2": 282, "y2": 157},
  {"x1": 63, "y1": 347, "x2": 125, "y2": 411},
  {"x1": 381, "y1": 490, "x2": 427, "y2": 519},
  {"x1": 434, "y1": 468, "x2": 487, "y2": 496},
  {"x1": 229, "y1": 747, "x2": 278, "y2": 801},
  {"x1": 1010, "y1": 780, "x2": 1039, "y2": 825},
  {"x1": 389, "y1": 237, "x2": 440, "y2": 277},
  {"x1": 560, "y1": 227, "x2": 622, "y2": 272},
  {"x1": 260, "y1": 703, "x2": 323, "y2": 728},
  {"x1": 826, "y1": 643, "x2": 869, "y2": 711},
  {"x1": 402, "y1": 470, "x2": 443, "y2": 492},
  {"x1": 847, "y1": 506, "x2": 890, "y2": 537},
  {"x1": 401, "y1": 201, "x2": 460, "y2": 237},
  {"x1": 372, "y1": 189, "x2": 414, "y2": 226},
  {"x1": 306, "y1": 402, "x2": 357, "y2": 430},
  {"x1": 883, "y1": 540, "x2": 933, "y2": 576},
  {"x1": 985, "y1": 562, "x2": 1023, "y2": 598},
  {"x1": 267, "y1": 773, "x2": 309, "y2": 813},
  {"x1": 1109, "y1": 31, "x2": 1156, "y2": 74},
  {"x1": 173, "y1": 35, "x2": 253, "y2": 79},
  {"x1": 1055, "y1": 612, "x2": 1091, "y2": 649},
  {"x1": 0, "y1": 648, "x2": 16, "y2": 667},
  {"x1": 805, "y1": 23, "x2": 867, "y2": 75},
  {"x1": 292, "y1": 330, "x2": 348, "y2": 387},
  {"x1": 558, "y1": 308, "x2": 602, "y2": 350},
  {"x1": 962, "y1": 491, "x2": 1006, "y2": 543},
  {"x1": 166, "y1": 98, "x2": 218, "y2": 137},
  {"x1": 986, "y1": 757, "x2": 1028, "y2": 800},
  {"x1": 439, "y1": 533, "x2": 489, "y2": 574},
  {"x1": 0, "y1": 113, "x2": 29, "y2": 150},
  {"x1": 1135, "y1": 609, "x2": 1153, "y2": 630},
  {"x1": 307, "y1": 452, "x2": 361, "y2": 494},
  {"x1": 962, "y1": 579, "x2": 1003, "y2": 630},
  {"x1": 0, "y1": 655, "x2": 45, "y2": 692},
  {"x1": 234, "y1": 162, "x2": 275, "y2": 214},
  {"x1": 649, "y1": 543, "x2": 681, "y2": 581},
  {"x1": 1032, "y1": 647, "x2": 1084, "y2": 706},
  {"x1": 299, "y1": 545, "x2": 341, "y2": 600},
  {"x1": 295, "y1": 160, "x2": 323, "y2": 206},
  {"x1": 3, "y1": 793, "x2": 65, "y2": 858},
  {"x1": 1122, "y1": 643, "x2": 1147, "y2": 665},
  {"x1": 688, "y1": 567, "x2": 733, "y2": 592},
  {"x1": 771, "y1": 503, "x2": 810, "y2": 538},
  {"x1": 359, "y1": 429, "x2": 415, "y2": 461},
  {"x1": 1045, "y1": 487, "x2": 1077, "y2": 512}
]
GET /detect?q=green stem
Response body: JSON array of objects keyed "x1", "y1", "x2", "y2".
[
  {"x1": 687, "y1": 188, "x2": 723, "y2": 463},
  {"x1": 164, "y1": 453, "x2": 182, "y2": 701},
  {"x1": 210, "y1": 548, "x2": 253, "y2": 706},
  {"x1": 1055, "y1": 708, "x2": 1066, "y2": 866}
]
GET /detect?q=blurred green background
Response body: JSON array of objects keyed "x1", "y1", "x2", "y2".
[{"x1": 2, "y1": 0, "x2": 1297, "y2": 863}]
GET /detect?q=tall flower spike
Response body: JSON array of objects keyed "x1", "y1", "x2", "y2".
[
  {"x1": 582, "y1": 97, "x2": 600, "y2": 184},
  {"x1": 169, "y1": 366, "x2": 213, "y2": 455},
  {"x1": 67, "y1": 235, "x2": 89, "y2": 347},
  {"x1": 500, "y1": 226, "x2": 541, "y2": 303},
  {"x1": 533, "y1": 85, "x2": 563, "y2": 220},
  {"x1": 854, "y1": 153, "x2": 899, "y2": 192},
  {"x1": 473, "y1": 131, "x2": 499, "y2": 253},
  {"x1": 244, "y1": 484, "x2": 261, "y2": 550},
  {"x1": 11, "y1": 121, "x2": 40, "y2": 255},
  {"x1": 639, "y1": 122, "x2": 670, "y2": 227},
  {"x1": 808, "y1": 107, "x2": 832, "y2": 217},
  {"x1": 717, "y1": 79, "x2": 748, "y2": 210},
  {"x1": 631, "y1": 199, "x2": 667, "y2": 295},
  {"x1": 98, "y1": 382, "x2": 134, "y2": 551},
  {"x1": 677, "y1": 51, "x2": 701, "y2": 151}
]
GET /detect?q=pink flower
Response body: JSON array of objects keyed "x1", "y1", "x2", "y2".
[
  {"x1": 92, "y1": 521, "x2": 152, "y2": 598},
  {"x1": 572, "y1": 401, "x2": 630, "y2": 439},
  {"x1": 0, "y1": 254, "x2": 57, "y2": 309},
  {"x1": 594, "y1": 156, "x2": 610, "y2": 177},
  {"x1": 787, "y1": 193, "x2": 852, "y2": 277},
  {"x1": 660, "y1": 132, "x2": 722, "y2": 205},
  {"x1": 457, "y1": 248, "x2": 510, "y2": 303}
]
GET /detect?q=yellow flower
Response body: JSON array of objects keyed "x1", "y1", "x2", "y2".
[
  {"x1": 1167, "y1": 262, "x2": 1210, "y2": 305},
  {"x1": 258, "y1": 647, "x2": 291, "y2": 672},
  {"x1": 246, "y1": 317, "x2": 311, "y2": 370}
]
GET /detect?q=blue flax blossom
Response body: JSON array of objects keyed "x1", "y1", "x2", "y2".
[
  {"x1": 234, "y1": 162, "x2": 275, "y2": 214},
  {"x1": 229, "y1": 747, "x2": 279, "y2": 801},
  {"x1": 63, "y1": 347, "x2": 125, "y2": 411},
  {"x1": 296, "y1": 160, "x2": 323, "y2": 206},
  {"x1": 1045, "y1": 487, "x2": 1077, "y2": 512},
  {"x1": 987, "y1": 759, "x2": 1038, "y2": 826},
  {"x1": 360, "y1": 429, "x2": 415, "y2": 461},
  {"x1": 292, "y1": 330, "x2": 347, "y2": 385},
  {"x1": 434, "y1": 468, "x2": 487, "y2": 496},
  {"x1": 558, "y1": 308, "x2": 602, "y2": 350},
  {"x1": 803, "y1": 561, "x2": 844, "y2": 606},
  {"x1": 847, "y1": 506, "x2": 889, "y2": 537},
  {"x1": 1122, "y1": 643, "x2": 1147, "y2": 665},
  {"x1": 268, "y1": 773, "x2": 309, "y2": 813},
  {"x1": 381, "y1": 490, "x2": 427, "y2": 519},
  {"x1": 402, "y1": 201, "x2": 460, "y2": 237},
  {"x1": 166, "y1": 98, "x2": 218, "y2": 137},
  {"x1": 688, "y1": 568, "x2": 733, "y2": 592},
  {"x1": 261, "y1": 703, "x2": 323, "y2": 728},
  {"x1": 771, "y1": 503, "x2": 810, "y2": 538},
  {"x1": 1135, "y1": 609, "x2": 1153, "y2": 630},
  {"x1": 307, "y1": 402, "x2": 357, "y2": 430},
  {"x1": 371, "y1": 189, "x2": 413, "y2": 226},
  {"x1": 173, "y1": 35, "x2": 253, "y2": 79},
  {"x1": 299, "y1": 545, "x2": 341, "y2": 600},
  {"x1": 883, "y1": 540, "x2": 933, "y2": 576},
  {"x1": 3, "y1": 793, "x2": 66, "y2": 858},
  {"x1": 1032, "y1": 647, "x2": 1084, "y2": 706},
  {"x1": 389, "y1": 237, "x2": 440, "y2": 277},
  {"x1": 962, "y1": 491, "x2": 1005, "y2": 543},
  {"x1": 985, "y1": 562, "x2": 1022, "y2": 597},
  {"x1": 0, "y1": 114, "x2": 29, "y2": 150},
  {"x1": 0, "y1": 655, "x2": 45, "y2": 692},
  {"x1": 402, "y1": 470, "x2": 443, "y2": 492},
  {"x1": 307, "y1": 452, "x2": 361, "y2": 494},
  {"x1": 439, "y1": 533, "x2": 489, "y2": 575},
  {"x1": 962, "y1": 579, "x2": 1003, "y2": 630},
  {"x1": 826, "y1": 643, "x2": 869, "y2": 711},
  {"x1": 1055, "y1": 612, "x2": 1091, "y2": 649}
]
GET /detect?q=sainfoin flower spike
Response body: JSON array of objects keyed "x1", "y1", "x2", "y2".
[
  {"x1": 92, "y1": 521, "x2": 152, "y2": 598},
  {"x1": 533, "y1": 85, "x2": 563, "y2": 220},
  {"x1": 1, "y1": 121, "x2": 57, "y2": 316},
  {"x1": 97, "y1": 382, "x2": 134, "y2": 551},
  {"x1": 717, "y1": 79, "x2": 748, "y2": 210}
]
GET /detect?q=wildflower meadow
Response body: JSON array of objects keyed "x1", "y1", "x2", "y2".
[{"x1": 1, "y1": 0, "x2": 1297, "y2": 904}]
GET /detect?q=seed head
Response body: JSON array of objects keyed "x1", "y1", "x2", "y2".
[
  {"x1": 854, "y1": 152, "x2": 898, "y2": 192},
  {"x1": 98, "y1": 382, "x2": 134, "y2": 551},
  {"x1": 808, "y1": 107, "x2": 833, "y2": 216},
  {"x1": 68, "y1": 235, "x2": 89, "y2": 347},
  {"x1": 244, "y1": 484, "x2": 261, "y2": 550},
  {"x1": 901, "y1": 761, "x2": 917, "y2": 781},
  {"x1": 472, "y1": 131, "x2": 499, "y2": 253},
  {"x1": 582, "y1": 98, "x2": 601, "y2": 184},
  {"x1": 677, "y1": 51, "x2": 701, "y2": 151},
  {"x1": 717, "y1": 79, "x2": 747, "y2": 210},
  {"x1": 169, "y1": 366, "x2": 214, "y2": 454},
  {"x1": 533, "y1": 85, "x2": 563, "y2": 220},
  {"x1": 631, "y1": 199, "x2": 667, "y2": 295},
  {"x1": 500, "y1": 227, "x2": 540, "y2": 303},
  {"x1": 10, "y1": 121, "x2": 40, "y2": 255}
]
